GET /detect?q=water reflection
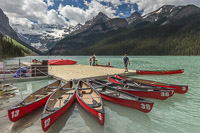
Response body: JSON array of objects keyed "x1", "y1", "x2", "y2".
[
  {"x1": 103, "y1": 100, "x2": 152, "y2": 133},
  {"x1": 26, "y1": 83, "x2": 33, "y2": 94},
  {"x1": 10, "y1": 106, "x2": 44, "y2": 133},
  {"x1": 77, "y1": 103, "x2": 104, "y2": 133}
]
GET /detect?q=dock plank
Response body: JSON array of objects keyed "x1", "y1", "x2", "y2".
[{"x1": 48, "y1": 64, "x2": 136, "y2": 81}]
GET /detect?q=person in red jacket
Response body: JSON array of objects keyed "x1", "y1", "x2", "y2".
[{"x1": 89, "y1": 57, "x2": 92, "y2": 66}]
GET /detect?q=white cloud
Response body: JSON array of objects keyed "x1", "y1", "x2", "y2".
[
  {"x1": 59, "y1": 0, "x2": 117, "y2": 25},
  {"x1": 130, "y1": 0, "x2": 200, "y2": 15},
  {"x1": 44, "y1": 9, "x2": 68, "y2": 25},
  {"x1": 0, "y1": 0, "x2": 200, "y2": 28},
  {"x1": 47, "y1": 0, "x2": 54, "y2": 7},
  {"x1": 97, "y1": 0, "x2": 122, "y2": 6},
  {"x1": 8, "y1": 15, "x2": 34, "y2": 28},
  {"x1": 0, "y1": 0, "x2": 67, "y2": 27}
]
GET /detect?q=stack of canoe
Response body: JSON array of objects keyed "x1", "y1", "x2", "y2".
[{"x1": 7, "y1": 74, "x2": 188, "y2": 131}]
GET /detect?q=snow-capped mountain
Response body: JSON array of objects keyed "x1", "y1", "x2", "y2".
[
  {"x1": 142, "y1": 5, "x2": 200, "y2": 23},
  {"x1": 126, "y1": 11, "x2": 142, "y2": 24},
  {"x1": 12, "y1": 23, "x2": 82, "y2": 50},
  {"x1": 12, "y1": 4, "x2": 200, "y2": 51}
]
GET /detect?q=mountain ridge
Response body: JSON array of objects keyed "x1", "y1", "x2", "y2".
[
  {"x1": 49, "y1": 4, "x2": 200, "y2": 55},
  {"x1": 0, "y1": 8, "x2": 43, "y2": 57},
  {"x1": 0, "y1": 8, "x2": 18, "y2": 39}
]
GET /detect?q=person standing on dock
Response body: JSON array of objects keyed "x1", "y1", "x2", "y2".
[
  {"x1": 92, "y1": 54, "x2": 96, "y2": 66},
  {"x1": 89, "y1": 57, "x2": 92, "y2": 66},
  {"x1": 123, "y1": 54, "x2": 130, "y2": 72}
]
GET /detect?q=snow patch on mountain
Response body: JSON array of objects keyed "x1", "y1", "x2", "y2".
[
  {"x1": 11, "y1": 23, "x2": 81, "y2": 49},
  {"x1": 31, "y1": 42, "x2": 42, "y2": 49}
]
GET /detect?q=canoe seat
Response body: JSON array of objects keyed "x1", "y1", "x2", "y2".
[
  {"x1": 41, "y1": 92, "x2": 48, "y2": 95},
  {"x1": 46, "y1": 86, "x2": 58, "y2": 91},
  {"x1": 58, "y1": 96, "x2": 63, "y2": 99},
  {"x1": 106, "y1": 91, "x2": 120, "y2": 97},
  {"x1": 126, "y1": 83, "x2": 135, "y2": 86},
  {"x1": 63, "y1": 92, "x2": 74, "y2": 95},
  {"x1": 46, "y1": 107, "x2": 58, "y2": 112},
  {"x1": 78, "y1": 87, "x2": 92, "y2": 90},
  {"x1": 64, "y1": 89, "x2": 75, "y2": 94},
  {"x1": 62, "y1": 88, "x2": 73, "y2": 90},
  {"x1": 88, "y1": 100, "x2": 102, "y2": 108},
  {"x1": 79, "y1": 91, "x2": 92, "y2": 97},
  {"x1": 48, "y1": 86, "x2": 58, "y2": 89}
]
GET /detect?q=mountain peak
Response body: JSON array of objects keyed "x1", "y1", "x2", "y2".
[
  {"x1": 130, "y1": 11, "x2": 141, "y2": 18},
  {"x1": 160, "y1": 5, "x2": 175, "y2": 9},
  {"x1": 0, "y1": 8, "x2": 18, "y2": 39},
  {"x1": 126, "y1": 11, "x2": 142, "y2": 24},
  {"x1": 85, "y1": 12, "x2": 110, "y2": 27},
  {"x1": 94, "y1": 12, "x2": 110, "y2": 22},
  {"x1": 171, "y1": 4, "x2": 200, "y2": 19},
  {"x1": 97, "y1": 12, "x2": 106, "y2": 16}
]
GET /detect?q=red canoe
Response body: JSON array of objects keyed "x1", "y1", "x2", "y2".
[
  {"x1": 8, "y1": 80, "x2": 61, "y2": 122},
  {"x1": 41, "y1": 80, "x2": 76, "y2": 131},
  {"x1": 48, "y1": 59, "x2": 77, "y2": 65},
  {"x1": 95, "y1": 65, "x2": 114, "y2": 68},
  {"x1": 136, "y1": 69, "x2": 184, "y2": 75},
  {"x1": 115, "y1": 75, "x2": 188, "y2": 94},
  {"x1": 107, "y1": 76, "x2": 174, "y2": 100},
  {"x1": 76, "y1": 80, "x2": 105, "y2": 125},
  {"x1": 88, "y1": 79, "x2": 154, "y2": 113}
]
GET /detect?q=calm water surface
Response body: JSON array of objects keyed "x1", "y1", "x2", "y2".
[{"x1": 1, "y1": 56, "x2": 200, "y2": 133}]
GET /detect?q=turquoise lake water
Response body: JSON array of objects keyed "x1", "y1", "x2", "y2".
[{"x1": 1, "y1": 56, "x2": 200, "y2": 133}]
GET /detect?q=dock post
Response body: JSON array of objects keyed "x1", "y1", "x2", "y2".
[
  {"x1": 34, "y1": 66, "x2": 36, "y2": 78},
  {"x1": 19, "y1": 59, "x2": 21, "y2": 79},
  {"x1": 3, "y1": 61, "x2": 5, "y2": 81}
]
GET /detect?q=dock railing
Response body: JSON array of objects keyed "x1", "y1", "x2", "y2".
[{"x1": 0, "y1": 60, "x2": 51, "y2": 82}]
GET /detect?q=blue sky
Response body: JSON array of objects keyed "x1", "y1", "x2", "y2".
[
  {"x1": 0, "y1": 0, "x2": 200, "y2": 27},
  {"x1": 44, "y1": 0, "x2": 141, "y2": 18}
]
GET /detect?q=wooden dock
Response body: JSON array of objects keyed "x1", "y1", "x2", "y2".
[
  {"x1": 48, "y1": 64, "x2": 136, "y2": 81},
  {"x1": 1, "y1": 62, "x2": 136, "y2": 83}
]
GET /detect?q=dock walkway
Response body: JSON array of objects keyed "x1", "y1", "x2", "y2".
[{"x1": 49, "y1": 64, "x2": 136, "y2": 81}]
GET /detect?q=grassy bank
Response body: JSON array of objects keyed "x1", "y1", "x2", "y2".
[{"x1": 0, "y1": 35, "x2": 34, "y2": 58}]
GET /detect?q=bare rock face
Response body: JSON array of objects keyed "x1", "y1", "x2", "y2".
[
  {"x1": 80, "y1": 12, "x2": 128, "y2": 33},
  {"x1": 142, "y1": 4, "x2": 200, "y2": 22},
  {"x1": 0, "y1": 8, "x2": 18, "y2": 39},
  {"x1": 126, "y1": 11, "x2": 142, "y2": 24},
  {"x1": 106, "y1": 18, "x2": 129, "y2": 30},
  {"x1": 143, "y1": 5, "x2": 176, "y2": 22},
  {"x1": 85, "y1": 12, "x2": 111, "y2": 27},
  {"x1": 172, "y1": 5, "x2": 200, "y2": 19}
]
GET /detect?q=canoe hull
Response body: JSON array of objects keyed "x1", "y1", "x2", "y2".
[
  {"x1": 76, "y1": 93, "x2": 104, "y2": 125},
  {"x1": 121, "y1": 89, "x2": 173, "y2": 100},
  {"x1": 100, "y1": 93, "x2": 153, "y2": 113},
  {"x1": 48, "y1": 59, "x2": 77, "y2": 65},
  {"x1": 8, "y1": 95, "x2": 50, "y2": 122},
  {"x1": 96, "y1": 65, "x2": 114, "y2": 68},
  {"x1": 41, "y1": 94, "x2": 75, "y2": 131},
  {"x1": 107, "y1": 77, "x2": 174, "y2": 100},
  {"x1": 136, "y1": 69, "x2": 184, "y2": 75},
  {"x1": 148, "y1": 84, "x2": 188, "y2": 94},
  {"x1": 114, "y1": 75, "x2": 188, "y2": 94}
]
